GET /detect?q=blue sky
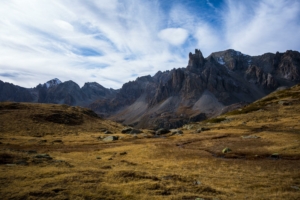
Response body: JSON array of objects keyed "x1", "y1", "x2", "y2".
[{"x1": 0, "y1": 0, "x2": 300, "y2": 89}]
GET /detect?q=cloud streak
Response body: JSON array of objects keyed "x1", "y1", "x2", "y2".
[{"x1": 0, "y1": 0, "x2": 299, "y2": 89}]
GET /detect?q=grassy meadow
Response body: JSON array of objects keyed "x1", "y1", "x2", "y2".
[{"x1": 0, "y1": 85, "x2": 300, "y2": 199}]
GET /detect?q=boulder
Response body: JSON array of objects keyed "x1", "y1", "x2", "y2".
[
  {"x1": 130, "y1": 129, "x2": 143, "y2": 134},
  {"x1": 195, "y1": 129, "x2": 202, "y2": 133},
  {"x1": 241, "y1": 135, "x2": 260, "y2": 139},
  {"x1": 270, "y1": 153, "x2": 279, "y2": 159},
  {"x1": 171, "y1": 129, "x2": 183, "y2": 135},
  {"x1": 121, "y1": 127, "x2": 133, "y2": 133},
  {"x1": 156, "y1": 128, "x2": 170, "y2": 135},
  {"x1": 200, "y1": 127, "x2": 210, "y2": 131},
  {"x1": 104, "y1": 130, "x2": 112, "y2": 134},
  {"x1": 103, "y1": 136, "x2": 119, "y2": 142},
  {"x1": 222, "y1": 147, "x2": 231, "y2": 154},
  {"x1": 34, "y1": 154, "x2": 52, "y2": 160}
]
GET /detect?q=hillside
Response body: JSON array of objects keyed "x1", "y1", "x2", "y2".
[{"x1": 0, "y1": 85, "x2": 299, "y2": 199}]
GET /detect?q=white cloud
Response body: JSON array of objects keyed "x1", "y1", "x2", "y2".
[
  {"x1": 0, "y1": 0, "x2": 299, "y2": 89},
  {"x1": 54, "y1": 20, "x2": 74, "y2": 32},
  {"x1": 224, "y1": 0, "x2": 300, "y2": 55},
  {"x1": 158, "y1": 28, "x2": 189, "y2": 46}
]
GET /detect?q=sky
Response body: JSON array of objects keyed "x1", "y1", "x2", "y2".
[{"x1": 0, "y1": 0, "x2": 300, "y2": 89}]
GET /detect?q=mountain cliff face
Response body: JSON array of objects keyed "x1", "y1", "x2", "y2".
[
  {"x1": 90, "y1": 49, "x2": 300, "y2": 129},
  {"x1": 1, "y1": 49, "x2": 300, "y2": 129}
]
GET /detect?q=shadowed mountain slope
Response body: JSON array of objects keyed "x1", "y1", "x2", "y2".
[
  {"x1": 1, "y1": 49, "x2": 300, "y2": 129},
  {"x1": 90, "y1": 49, "x2": 300, "y2": 129}
]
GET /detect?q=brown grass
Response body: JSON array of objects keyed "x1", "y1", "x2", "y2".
[{"x1": 0, "y1": 91, "x2": 300, "y2": 200}]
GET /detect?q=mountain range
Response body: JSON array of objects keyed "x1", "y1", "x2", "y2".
[{"x1": 1, "y1": 49, "x2": 300, "y2": 129}]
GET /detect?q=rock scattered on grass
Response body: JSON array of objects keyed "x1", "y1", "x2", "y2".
[
  {"x1": 195, "y1": 129, "x2": 202, "y2": 133},
  {"x1": 104, "y1": 130, "x2": 112, "y2": 134},
  {"x1": 121, "y1": 127, "x2": 143, "y2": 134},
  {"x1": 291, "y1": 186, "x2": 300, "y2": 190},
  {"x1": 270, "y1": 153, "x2": 279, "y2": 159},
  {"x1": 156, "y1": 128, "x2": 170, "y2": 135},
  {"x1": 121, "y1": 127, "x2": 133, "y2": 133},
  {"x1": 52, "y1": 140, "x2": 63, "y2": 143},
  {"x1": 171, "y1": 129, "x2": 183, "y2": 135},
  {"x1": 99, "y1": 128, "x2": 107, "y2": 132},
  {"x1": 241, "y1": 135, "x2": 260, "y2": 139},
  {"x1": 6, "y1": 164, "x2": 16, "y2": 167},
  {"x1": 120, "y1": 152, "x2": 127, "y2": 155},
  {"x1": 194, "y1": 180, "x2": 201, "y2": 185},
  {"x1": 34, "y1": 154, "x2": 52, "y2": 160},
  {"x1": 130, "y1": 129, "x2": 143, "y2": 134},
  {"x1": 103, "y1": 135, "x2": 118, "y2": 142},
  {"x1": 200, "y1": 127, "x2": 210, "y2": 131},
  {"x1": 222, "y1": 147, "x2": 231, "y2": 154}
]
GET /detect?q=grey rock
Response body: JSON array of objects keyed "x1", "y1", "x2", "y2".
[
  {"x1": 121, "y1": 127, "x2": 133, "y2": 133},
  {"x1": 291, "y1": 186, "x2": 300, "y2": 190},
  {"x1": 156, "y1": 128, "x2": 170, "y2": 135},
  {"x1": 195, "y1": 129, "x2": 202, "y2": 133},
  {"x1": 103, "y1": 135, "x2": 119, "y2": 142},
  {"x1": 241, "y1": 135, "x2": 260, "y2": 139},
  {"x1": 130, "y1": 129, "x2": 143, "y2": 134},
  {"x1": 194, "y1": 180, "x2": 201, "y2": 185},
  {"x1": 171, "y1": 129, "x2": 183, "y2": 135},
  {"x1": 104, "y1": 130, "x2": 112, "y2": 134},
  {"x1": 34, "y1": 154, "x2": 52, "y2": 160},
  {"x1": 222, "y1": 147, "x2": 231, "y2": 153},
  {"x1": 52, "y1": 139, "x2": 63, "y2": 143},
  {"x1": 200, "y1": 127, "x2": 210, "y2": 131},
  {"x1": 270, "y1": 153, "x2": 279, "y2": 159},
  {"x1": 16, "y1": 160, "x2": 28, "y2": 166},
  {"x1": 6, "y1": 164, "x2": 16, "y2": 167}
]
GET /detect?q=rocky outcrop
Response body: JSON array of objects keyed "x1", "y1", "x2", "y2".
[
  {"x1": 90, "y1": 49, "x2": 300, "y2": 129},
  {"x1": 1, "y1": 49, "x2": 300, "y2": 129}
]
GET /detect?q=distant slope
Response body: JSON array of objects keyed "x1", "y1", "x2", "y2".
[
  {"x1": 0, "y1": 79, "x2": 117, "y2": 106},
  {"x1": 181, "y1": 83, "x2": 300, "y2": 159}
]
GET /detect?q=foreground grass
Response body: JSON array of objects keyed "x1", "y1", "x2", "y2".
[{"x1": 1, "y1": 84, "x2": 300, "y2": 200}]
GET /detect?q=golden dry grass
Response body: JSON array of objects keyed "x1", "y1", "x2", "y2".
[{"x1": 1, "y1": 84, "x2": 300, "y2": 200}]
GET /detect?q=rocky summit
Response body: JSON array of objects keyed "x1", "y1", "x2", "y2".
[
  {"x1": 91, "y1": 49, "x2": 300, "y2": 129},
  {"x1": 1, "y1": 49, "x2": 300, "y2": 129}
]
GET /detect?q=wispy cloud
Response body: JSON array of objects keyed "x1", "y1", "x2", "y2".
[{"x1": 0, "y1": 0, "x2": 299, "y2": 89}]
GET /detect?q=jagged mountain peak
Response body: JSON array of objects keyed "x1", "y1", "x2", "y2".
[
  {"x1": 83, "y1": 82, "x2": 104, "y2": 89},
  {"x1": 44, "y1": 78, "x2": 62, "y2": 88}
]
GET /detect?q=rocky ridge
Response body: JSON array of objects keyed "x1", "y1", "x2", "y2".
[
  {"x1": 1, "y1": 49, "x2": 300, "y2": 129},
  {"x1": 90, "y1": 49, "x2": 300, "y2": 129}
]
